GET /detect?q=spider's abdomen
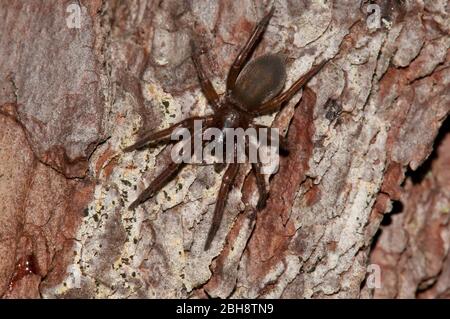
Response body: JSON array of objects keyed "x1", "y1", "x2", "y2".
[{"x1": 232, "y1": 54, "x2": 286, "y2": 110}]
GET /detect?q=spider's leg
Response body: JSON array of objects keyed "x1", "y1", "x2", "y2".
[
  {"x1": 226, "y1": 6, "x2": 275, "y2": 92},
  {"x1": 250, "y1": 123, "x2": 289, "y2": 154},
  {"x1": 124, "y1": 115, "x2": 213, "y2": 152},
  {"x1": 252, "y1": 60, "x2": 327, "y2": 116},
  {"x1": 245, "y1": 136, "x2": 269, "y2": 210},
  {"x1": 252, "y1": 162, "x2": 269, "y2": 211},
  {"x1": 129, "y1": 117, "x2": 214, "y2": 210},
  {"x1": 129, "y1": 161, "x2": 184, "y2": 210},
  {"x1": 213, "y1": 162, "x2": 227, "y2": 173},
  {"x1": 190, "y1": 41, "x2": 221, "y2": 111},
  {"x1": 231, "y1": 133, "x2": 265, "y2": 211},
  {"x1": 204, "y1": 158, "x2": 239, "y2": 250}
]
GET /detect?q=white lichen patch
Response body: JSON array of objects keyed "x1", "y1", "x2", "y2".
[{"x1": 144, "y1": 82, "x2": 182, "y2": 125}]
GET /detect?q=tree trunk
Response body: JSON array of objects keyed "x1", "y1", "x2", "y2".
[{"x1": 0, "y1": 0, "x2": 449, "y2": 299}]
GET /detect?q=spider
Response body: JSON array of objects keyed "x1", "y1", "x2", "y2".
[{"x1": 124, "y1": 7, "x2": 326, "y2": 250}]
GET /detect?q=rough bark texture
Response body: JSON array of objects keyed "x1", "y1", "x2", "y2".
[{"x1": 0, "y1": 0, "x2": 449, "y2": 298}]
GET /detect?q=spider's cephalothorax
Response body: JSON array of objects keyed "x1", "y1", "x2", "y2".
[{"x1": 124, "y1": 7, "x2": 326, "y2": 250}]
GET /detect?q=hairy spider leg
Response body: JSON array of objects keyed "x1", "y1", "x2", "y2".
[
  {"x1": 244, "y1": 135, "x2": 270, "y2": 211},
  {"x1": 250, "y1": 123, "x2": 290, "y2": 154},
  {"x1": 226, "y1": 6, "x2": 275, "y2": 93},
  {"x1": 129, "y1": 161, "x2": 185, "y2": 210},
  {"x1": 127, "y1": 116, "x2": 214, "y2": 210},
  {"x1": 190, "y1": 41, "x2": 221, "y2": 111},
  {"x1": 252, "y1": 161, "x2": 269, "y2": 210},
  {"x1": 251, "y1": 60, "x2": 327, "y2": 116},
  {"x1": 123, "y1": 115, "x2": 214, "y2": 152},
  {"x1": 204, "y1": 145, "x2": 240, "y2": 250}
]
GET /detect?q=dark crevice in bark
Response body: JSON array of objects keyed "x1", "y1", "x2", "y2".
[
  {"x1": 380, "y1": 200, "x2": 404, "y2": 226},
  {"x1": 369, "y1": 200, "x2": 404, "y2": 254}
]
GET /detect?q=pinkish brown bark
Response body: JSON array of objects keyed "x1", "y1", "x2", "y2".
[
  {"x1": 370, "y1": 120, "x2": 450, "y2": 299},
  {"x1": 0, "y1": 0, "x2": 449, "y2": 299}
]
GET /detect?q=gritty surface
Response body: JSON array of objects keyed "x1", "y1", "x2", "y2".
[
  {"x1": 370, "y1": 122, "x2": 450, "y2": 299},
  {"x1": 0, "y1": 0, "x2": 449, "y2": 298}
]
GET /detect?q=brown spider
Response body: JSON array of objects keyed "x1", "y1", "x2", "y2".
[{"x1": 124, "y1": 7, "x2": 326, "y2": 250}]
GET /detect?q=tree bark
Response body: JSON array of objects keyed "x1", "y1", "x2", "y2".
[{"x1": 0, "y1": 0, "x2": 449, "y2": 298}]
